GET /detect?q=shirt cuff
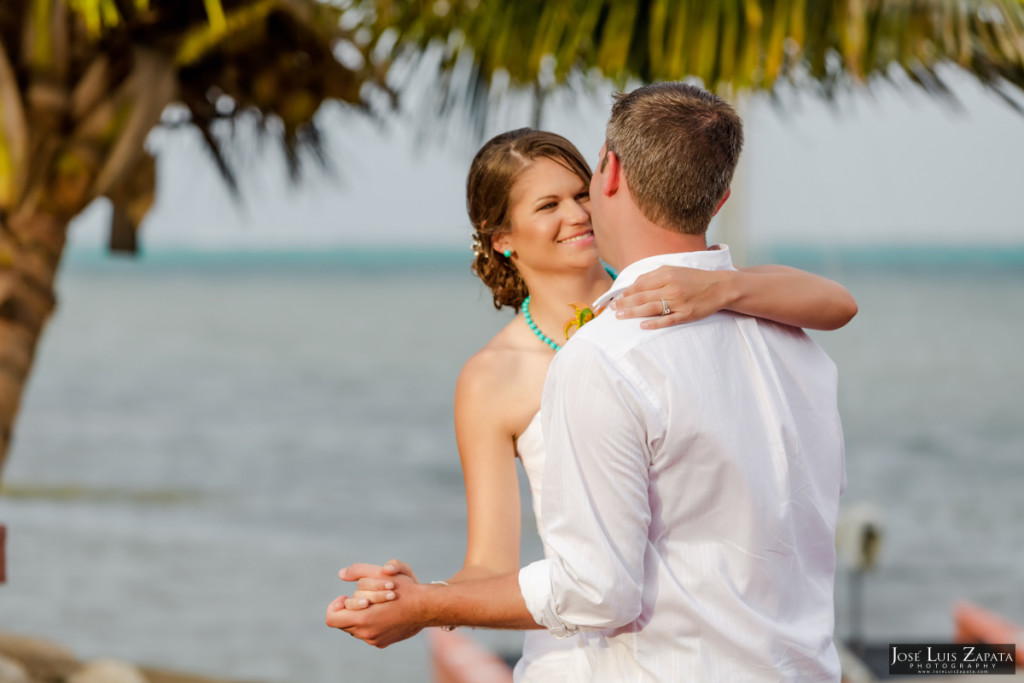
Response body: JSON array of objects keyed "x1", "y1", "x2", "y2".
[{"x1": 518, "y1": 560, "x2": 577, "y2": 638}]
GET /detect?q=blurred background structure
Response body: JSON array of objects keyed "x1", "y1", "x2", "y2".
[{"x1": 1, "y1": 1, "x2": 1023, "y2": 681}]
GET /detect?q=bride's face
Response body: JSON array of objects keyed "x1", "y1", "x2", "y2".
[{"x1": 495, "y1": 157, "x2": 598, "y2": 274}]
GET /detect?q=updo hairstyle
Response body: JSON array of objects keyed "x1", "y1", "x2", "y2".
[{"x1": 467, "y1": 128, "x2": 592, "y2": 311}]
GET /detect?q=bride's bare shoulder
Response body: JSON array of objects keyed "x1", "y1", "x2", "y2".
[
  {"x1": 458, "y1": 332, "x2": 524, "y2": 392},
  {"x1": 456, "y1": 320, "x2": 548, "y2": 414}
]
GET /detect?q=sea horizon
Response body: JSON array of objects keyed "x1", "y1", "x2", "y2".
[{"x1": 60, "y1": 241, "x2": 1024, "y2": 272}]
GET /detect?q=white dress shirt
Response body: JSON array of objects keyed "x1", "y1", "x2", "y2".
[{"x1": 519, "y1": 247, "x2": 846, "y2": 682}]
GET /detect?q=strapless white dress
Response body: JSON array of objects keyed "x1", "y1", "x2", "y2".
[{"x1": 513, "y1": 412, "x2": 577, "y2": 682}]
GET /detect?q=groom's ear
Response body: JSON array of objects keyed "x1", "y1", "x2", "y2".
[
  {"x1": 602, "y1": 150, "x2": 621, "y2": 196},
  {"x1": 713, "y1": 188, "x2": 731, "y2": 216}
]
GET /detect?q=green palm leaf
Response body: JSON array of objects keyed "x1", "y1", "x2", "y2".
[{"x1": 376, "y1": 0, "x2": 1024, "y2": 125}]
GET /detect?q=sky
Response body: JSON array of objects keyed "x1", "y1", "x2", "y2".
[{"x1": 67, "y1": 68, "x2": 1024, "y2": 256}]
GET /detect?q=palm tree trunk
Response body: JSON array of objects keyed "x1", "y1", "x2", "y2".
[{"x1": 0, "y1": 209, "x2": 67, "y2": 477}]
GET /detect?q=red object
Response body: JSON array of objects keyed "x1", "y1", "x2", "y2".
[
  {"x1": 428, "y1": 628, "x2": 513, "y2": 683},
  {"x1": 954, "y1": 600, "x2": 1023, "y2": 669}
]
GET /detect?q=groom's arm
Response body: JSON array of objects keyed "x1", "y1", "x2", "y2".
[
  {"x1": 520, "y1": 337, "x2": 655, "y2": 636},
  {"x1": 325, "y1": 570, "x2": 542, "y2": 648},
  {"x1": 327, "y1": 342, "x2": 655, "y2": 646}
]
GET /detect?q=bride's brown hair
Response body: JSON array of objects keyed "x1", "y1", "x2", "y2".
[{"x1": 467, "y1": 128, "x2": 592, "y2": 311}]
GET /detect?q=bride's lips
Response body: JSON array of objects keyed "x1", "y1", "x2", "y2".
[{"x1": 557, "y1": 230, "x2": 595, "y2": 245}]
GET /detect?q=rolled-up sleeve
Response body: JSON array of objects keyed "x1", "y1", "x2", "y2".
[
  {"x1": 518, "y1": 559, "x2": 567, "y2": 635},
  {"x1": 518, "y1": 338, "x2": 659, "y2": 636}
]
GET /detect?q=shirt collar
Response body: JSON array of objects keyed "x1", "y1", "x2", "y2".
[{"x1": 593, "y1": 244, "x2": 736, "y2": 310}]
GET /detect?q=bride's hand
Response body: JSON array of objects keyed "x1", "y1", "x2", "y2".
[
  {"x1": 344, "y1": 577, "x2": 397, "y2": 611},
  {"x1": 339, "y1": 560, "x2": 419, "y2": 611},
  {"x1": 611, "y1": 266, "x2": 733, "y2": 329}
]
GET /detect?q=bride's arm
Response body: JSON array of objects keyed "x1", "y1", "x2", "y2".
[
  {"x1": 448, "y1": 352, "x2": 524, "y2": 582},
  {"x1": 611, "y1": 264, "x2": 857, "y2": 331},
  {"x1": 344, "y1": 351, "x2": 523, "y2": 609}
]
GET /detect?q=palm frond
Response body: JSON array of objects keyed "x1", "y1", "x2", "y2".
[
  {"x1": 2, "y1": 0, "x2": 385, "y2": 254},
  {"x1": 48, "y1": 0, "x2": 383, "y2": 193},
  {"x1": 375, "y1": 0, "x2": 1024, "y2": 130},
  {"x1": 0, "y1": 38, "x2": 29, "y2": 211}
]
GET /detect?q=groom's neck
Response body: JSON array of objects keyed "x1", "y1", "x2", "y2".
[{"x1": 608, "y1": 225, "x2": 709, "y2": 272}]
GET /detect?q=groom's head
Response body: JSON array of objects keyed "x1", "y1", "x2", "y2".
[{"x1": 591, "y1": 83, "x2": 743, "y2": 262}]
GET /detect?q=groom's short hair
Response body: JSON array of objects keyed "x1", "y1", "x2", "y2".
[{"x1": 605, "y1": 82, "x2": 743, "y2": 235}]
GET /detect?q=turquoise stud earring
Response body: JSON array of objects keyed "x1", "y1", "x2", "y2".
[{"x1": 503, "y1": 249, "x2": 512, "y2": 258}]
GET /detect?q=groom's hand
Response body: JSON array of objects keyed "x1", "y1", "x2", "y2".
[{"x1": 325, "y1": 571, "x2": 425, "y2": 647}]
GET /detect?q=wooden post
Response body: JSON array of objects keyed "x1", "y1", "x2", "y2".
[{"x1": 0, "y1": 524, "x2": 6, "y2": 583}]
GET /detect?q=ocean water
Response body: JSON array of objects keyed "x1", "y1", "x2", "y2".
[{"x1": 0, "y1": 248, "x2": 1022, "y2": 682}]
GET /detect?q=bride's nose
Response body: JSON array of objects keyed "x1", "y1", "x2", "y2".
[{"x1": 566, "y1": 200, "x2": 590, "y2": 224}]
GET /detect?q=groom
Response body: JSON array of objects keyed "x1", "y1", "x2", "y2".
[{"x1": 327, "y1": 82, "x2": 845, "y2": 681}]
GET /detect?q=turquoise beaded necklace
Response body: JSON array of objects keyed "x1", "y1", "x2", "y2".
[
  {"x1": 521, "y1": 266, "x2": 617, "y2": 352},
  {"x1": 521, "y1": 295, "x2": 563, "y2": 351}
]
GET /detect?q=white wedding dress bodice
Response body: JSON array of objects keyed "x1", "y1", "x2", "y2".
[{"x1": 513, "y1": 412, "x2": 577, "y2": 682}]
